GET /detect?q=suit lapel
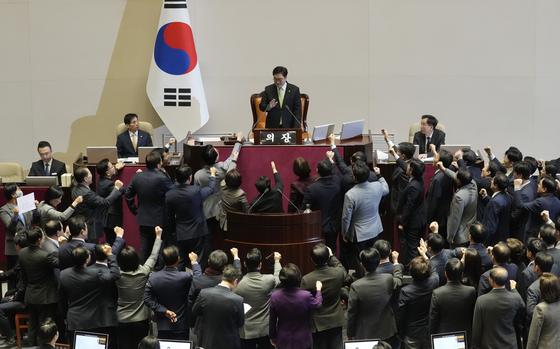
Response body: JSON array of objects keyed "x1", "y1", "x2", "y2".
[{"x1": 124, "y1": 132, "x2": 135, "y2": 152}]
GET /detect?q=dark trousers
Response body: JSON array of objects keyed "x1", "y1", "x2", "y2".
[
  {"x1": 0, "y1": 308, "x2": 13, "y2": 338},
  {"x1": 177, "y1": 235, "x2": 210, "y2": 271},
  {"x1": 117, "y1": 320, "x2": 149, "y2": 349},
  {"x1": 27, "y1": 303, "x2": 58, "y2": 346},
  {"x1": 158, "y1": 330, "x2": 189, "y2": 340},
  {"x1": 450, "y1": 242, "x2": 469, "y2": 249},
  {"x1": 241, "y1": 336, "x2": 273, "y2": 349},
  {"x1": 324, "y1": 231, "x2": 338, "y2": 256},
  {"x1": 140, "y1": 225, "x2": 157, "y2": 264},
  {"x1": 312, "y1": 327, "x2": 342, "y2": 349},
  {"x1": 402, "y1": 228, "x2": 423, "y2": 267},
  {"x1": 5, "y1": 255, "x2": 18, "y2": 291}
]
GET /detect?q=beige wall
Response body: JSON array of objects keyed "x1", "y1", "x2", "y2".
[{"x1": 1, "y1": 0, "x2": 560, "y2": 172}]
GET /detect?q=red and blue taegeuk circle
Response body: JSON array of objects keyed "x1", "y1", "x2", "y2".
[{"x1": 154, "y1": 22, "x2": 198, "y2": 75}]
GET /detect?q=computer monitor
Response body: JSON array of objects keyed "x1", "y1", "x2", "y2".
[
  {"x1": 74, "y1": 331, "x2": 109, "y2": 349},
  {"x1": 340, "y1": 119, "x2": 365, "y2": 140},
  {"x1": 138, "y1": 146, "x2": 158, "y2": 163},
  {"x1": 311, "y1": 123, "x2": 335, "y2": 142},
  {"x1": 431, "y1": 331, "x2": 468, "y2": 349},
  {"x1": 86, "y1": 146, "x2": 118, "y2": 164},
  {"x1": 158, "y1": 339, "x2": 193, "y2": 349},
  {"x1": 25, "y1": 176, "x2": 58, "y2": 186},
  {"x1": 439, "y1": 144, "x2": 471, "y2": 156},
  {"x1": 343, "y1": 339, "x2": 379, "y2": 349}
]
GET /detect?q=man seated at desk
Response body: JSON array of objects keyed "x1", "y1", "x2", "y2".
[
  {"x1": 259, "y1": 66, "x2": 302, "y2": 129},
  {"x1": 412, "y1": 114, "x2": 446, "y2": 157},
  {"x1": 116, "y1": 113, "x2": 153, "y2": 158},
  {"x1": 28, "y1": 140, "x2": 67, "y2": 180}
]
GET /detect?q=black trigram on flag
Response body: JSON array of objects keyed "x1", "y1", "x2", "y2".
[
  {"x1": 164, "y1": 88, "x2": 191, "y2": 107},
  {"x1": 164, "y1": 0, "x2": 187, "y2": 9}
]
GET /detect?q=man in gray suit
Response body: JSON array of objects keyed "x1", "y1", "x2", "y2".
[
  {"x1": 472, "y1": 267, "x2": 525, "y2": 349},
  {"x1": 41, "y1": 220, "x2": 63, "y2": 254},
  {"x1": 525, "y1": 252, "x2": 554, "y2": 326},
  {"x1": 438, "y1": 163, "x2": 478, "y2": 248},
  {"x1": 234, "y1": 248, "x2": 281, "y2": 349}
]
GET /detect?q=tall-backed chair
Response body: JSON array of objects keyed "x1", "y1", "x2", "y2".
[
  {"x1": 115, "y1": 121, "x2": 155, "y2": 137},
  {"x1": 0, "y1": 163, "x2": 25, "y2": 183}
]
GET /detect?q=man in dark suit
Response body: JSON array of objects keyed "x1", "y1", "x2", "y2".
[
  {"x1": 28, "y1": 141, "x2": 67, "y2": 181},
  {"x1": 166, "y1": 165, "x2": 217, "y2": 271},
  {"x1": 249, "y1": 161, "x2": 284, "y2": 213},
  {"x1": 301, "y1": 244, "x2": 347, "y2": 349},
  {"x1": 515, "y1": 176, "x2": 560, "y2": 239},
  {"x1": 485, "y1": 145, "x2": 523, "y2": 187},
  {"x1": 259, "y1": 66, "x2": 302, "y2": 129},
  {"x1": 71, "y1": 166, "x2": 124, "y2": 242},
  {"x1": 347, "y1": 247, "x2": 403, "y2": 347},
  {"x1": 426, "y1": 149, "x2": 454, "y2": 242},
  {"x1": 59, "y1": 245, "x2": 121, "y2": 347},
  {"x1": 125, "y1": 152, "x2": 174, "y2": 262},
  {"x1": 429, "y1": 258, "x2": 476, "y2": 342},
  {"x1": 95, "y1": 159, "x2": 125, "y2": 245},
  {"x1": 478, "y1": 243, "x2": 519, "y2": 296},
  {"x1": 472, "y1": 267, "x2": 525, "y2": 349},
  {"x1": 480, "y1": 172, "x2": 512, "y2": 245},
  {"x1": 144, "y1": 245, "x2": 199, "y2": 340},
  {"x1": 192, "y1": 265, "x2": 244, "y2": 349},
  {"x1": 518, "y1": 238, "x2": 546, "y2": 301},
  {"x1": 423, "y1": 233, "x2": 453, "y2": 286},
  {"x1": 116, "y1": 113, "x2": 153, "y2": 158},
  {"x1": 525, "y1": 252, "x2": 554, "y2": 327},
  {"x1": 511, "y1": 161, "x2": 537, "y2": 241},
  {"x1": 412, "y1": 115, "x2": 445, "y2": 156},
  {"x1": 383, "y1": 134, "x2": 415, "y2": 214},
  {"x1": 373, "y1": 239, "x2": 403, "y2": 274},
  {"x1": 18, "y1": 227, "x2": 59, "y2": 346},
  {"x1": 539, "y1": 224, "x2": 560, "y2": 276}
]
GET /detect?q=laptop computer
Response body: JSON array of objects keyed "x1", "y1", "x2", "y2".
[
  {"x1": 25, "y1": 176, "x2": 58, "y2": 186},
  {"x1": 431, "y1": 331, "x2": 467, "y2": 349},
  {"x1": 311, "y1": 123, "x2": 335, "y2": 142},
  {"x1": 440, "y1": 144, "x2": 471, "y2": 156},
  {"x1": 340, "y1": 119, "x2": 365, "y2": 140},
  {"x1": 344, "y1": 339, "x2": 379, "y2": 349},
  {"x1": 74, "y1": 331, "x2": 109, "y2": 349},
  {"x1": 86, "y1": 146, "x2": 118, "y2": 164},
  {"x1": 138, "y1": 146, "x2": 158, "y2": 163},
  {"x1": 158, "y1": 339, "x2": 193, "y2": 349}
]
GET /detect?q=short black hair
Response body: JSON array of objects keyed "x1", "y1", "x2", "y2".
[
  {"x1": 74, "y1": 166, "x2": 89, "y2": 184},
  {"x1": 317, "y1": 159, "x2": 333, "y2": 177},
  {"x1": 408, "y1": 159, "x2": 425, "y2": 180},
  {"x1": 67, "y1": 216, "x2": 86, "y2": 237},
  {"x1": 45, "y1": 185, "x2": 64, "y2": 203},
  {"x1": 492, "y1": 242, "x2": 511, "y2": 264},
  {"x1": 545, "y1": 163, "x2": 558, "y2": 177},
  {"x1": 255, "y1": 176, "x2": 271, "y2": 194},
  {"x1": 222, "y1": 264, "x2": 242, "y2": 283},
  {"x1": 489, "y1": 267, "x2": 508, "y2": 287},
  {"x1": 162, "y1": 245, "x2": 179, "y2": 266},
  {"x1": 456, "y1": 169, "x2": 472, "y2": 187},
  {"x1": 493, "y1": 172, "x2": 509, "y2": 191},
  {"x1": 311, "y1": 243, "x2": 329, "y2": 266},
  {"x1": 505, "y1": 147, "x2": 523, "y2": 164},
  {"x1": 487, "y1": 161, "x2": 502, "y2": 178},
  {"x1": 14, "y1": 233, "x2": 29, "y2": 249},
  {"x1": 351, "y1": 151, "x2": 367, "y2": 163},
  {"x1": 279, "y1": 263, "x2": 301, "y2": 288},
  {"x1": 175, "y1": 165, "x2": 193, "y2": 184},
  {"x1": 27, "y1": 227, "x2": 43, "y2": 245},
  {"x1": 526, "y1": 237, "x2": 546, "y2": 256},
  {"x1": 398, "y1": 142, "x2": 416, "y2": 160},
  {"x1": 225, "y1": 169, "x2": 242, "y2": 189},
  {"x1": 201, "y1": 145, "x2": 219, "y2": 166},
  {"x1": 438, "y1": 149, "x2": 453, "y2": 168},
  {"x1": 409, "y1": 256, "x2": 431, "y2": 282},
  {"x1": 540, "y1": 224, "x2": 557, "y2": 246},
  {"x1": 524, "y1": 156, "x2": 538, "y2": 175},
  {"x1": 359, "y1": 247, "x2": 381, "y2": 273},
  {"x1": 293, "y1": 157, "x2": 311, "y2": 179},
  {"x1": 95, "y1": 244, "x2": 108, "y2": 262},
  {"x1": 145, "y1": 152, "x2": 161, "y2": 170},
  {"x1": 117, "y1": 246, "x2": 140, "y2": 272},
  {"x1": 37, "y1": 318, "x2": 58, "y2": 345},
  {"x1": 96, "y1": 158, "x2": 111, "y2": 177},
  {"x1": 123, "y1": 113, "x2": 138, "y2": 125},
  {"x1": 245, "y1": 248, "x2": 262, "y2": 272},
  {"x1": 462, "y1": 149, "x2": 479, "y2": 166},
  {"x1": 352, "y1": 161, "x2": 370, "y2": 183},
  {"x1": 208, "y1": 250, "x2": 228, "y2": 272},
  {"x1": 535, "y1": 252, "x2": 554, "y2": 273},
  {"x1": 3, "y1": 183, "x2": 18, "y2": 201},
  {"x1": 445, "y1": 258, "x2": 464, "y2": 282},
  {"x1": 421, "y1": 114, "x2": 438, "y2": 127},
  {"x1": 72, "y1": 246, "x2": 90, "y2": 268},
  {"x1": 427, "y1": 233, "x2": 445, "y2": 253},
  {"x1": 541, "y1": 177, "x2": 557, "y2": 193},
  {"x1": 373, "y1": 239, "x2": 391, "y2": 260},
  {"x1": 272, "y1": 66, "x2": 288, "y2": 77},
  {"x1": 44, "y1": 220, "x2": 61, "y2": 238},
  {"x1": 37, "y1": 141, "x2": 52, "y2": 150},
  {"x1": 138, "y1": 336, "x2": 160, "y2": 349},
  {"x1": 513, "y1": 161, "x2": 531, "y2": 180},
  {"x1": 469, "y1": 222, "x2": 486, "y2": 243}
]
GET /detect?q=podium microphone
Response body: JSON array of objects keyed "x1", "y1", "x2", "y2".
[
  {"x1": 278, "y1": 188, "x2": 302, "y2": 213},
  {"x1": 285, "y1": 105, "x2": 303, "y2": 130},
  {"x1": 248, "y1": 188, "x2": 269, "y2": 213}
]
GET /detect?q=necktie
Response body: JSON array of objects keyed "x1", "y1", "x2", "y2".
[
  {"x1": 18, "y1": 212, "x2": 26, "y2": 228},
  {"x1": 44, "y1": 163, "x2": 49, "y2": 176},
  {"x1": 278, "y1": 87, "x2": 285, "y2": 108},
  {"x1": 427, "y1": 136, "x2": 431, "y2": 152},
  {"x1": 131, "y1": 133, "x2": 137, "y2": 151}
]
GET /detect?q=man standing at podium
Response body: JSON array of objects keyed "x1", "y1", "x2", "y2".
[{"x1": 259, "y1": 66, "x2": 302, "y2": 129}]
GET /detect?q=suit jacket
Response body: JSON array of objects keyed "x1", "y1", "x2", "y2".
[
  {"x1": 259, "y1": 83, "x2": 302, "y2": 129},
  {"x1": 342, "y1": 178, "x2": 390, "y2": 242},
  {"x1": 249, "y1": 172, "x2": 284, "y2": 213},
  {"x1": 289, "y1": 177, "x2": 315, "y2": 212},
  {"x1": 446, "y1": 169, "x2": 478, "y2": 245},
  {"x1": 58, "y1": 237, "x2": 125, "y2": 270},
  {"x1": 469, "y1": 242, "x2": 493, "y2": 271},
  {"x1": 482, "y1": 191, "x2": 512, "y2": 245},
  {"x1": 430, "y1": 249, "x2": 453, "y2": 287},
  {"x1": 347, "y1": 264, "x2": 403, "y2": 340},
  {"x1": 116, "y1": 129, "x2": 153, "y2": 158},
  {"x1": 332, "y1": 147, "x2": 377, "y2": 195},
  {"x1": 397, "y1": 272, "x2": 440, "y2": 339},
  {"x1": 59, "y1": 255, "x2": 121, "y2": 330},
  {"x1": 96, "y1": 176, "x2": 123, "y2": 227},
  {"x1": 545, "y1": 246, "x2": 560, "y2": 277},
  {"x1": 526, "y1": 300, "x2": 560, "y2": 349},
  {"x1": 125, "y1": 168, "x2": 174, "y2": 227},
  {"x1": 234, "y1": 262, "x2": 281, "y2": 339},
  {"x1": 0, "y1": 203, "x2": 34, "y2": 255},
  {"x1": 429, "y1": 281, "x2": 476, "y2": 341},
  {"x1": 166, "y1": 179, "x2": 215, "y2": 241},
  {"x1": 397, "y1": 177, "x2": 425, "y2": 231},
  {"x1": 28, "y1": 158, "x2": 67, "y2": 180},
  {"x1": 41, "y1": 236, "x2": 59, "y2": 255},
  {"x1": 413, "y1": 129, "x2": 446, "y2": 155},
  {"x1": 192, "y1": 285, "x2": 245, "y2": 349},
  {"x1": 37, "y1": 201, "x2": 75, "y2": 227},
  {"x1": 472, "y1": 288, "x2": 525, "y2": 349},
  {"x1": 478, "y1": 263, "x2": 519, "y2": 296},
  {"x1": 303, "y1": 174, "x2": 343, "y2": 235},
  {"x1": 144, "y1": 266, "x2": 194, "y2": 332},
  {"x1": 425, "y1": 170, "x2": 454, "y2": 232},
  {"x1": 188, "y1": 260, "x2": 241, "y2": 309},
  {"x1": 18, "y1": 245, "x2": 58, "y2": 304},
  {"x1": 301, "y1": 256, "x2": 347, "y2": 332},
  {"x1": 390, "y1": 158, "x2": 410, "y2": 213},
  {"x1": 515, "y1": 193, "x2": 560, "y2": 238},
  {"x1": 71, "y1": 183, "x2": 123, "y2": 238},
  {"x1": 525, "y1": 277, "x2": 542, "y2": 326},
  {"x1": 218, "y1": 181, "x2": 249, "y2": 231},
  {"x1": 511, "y1": 182, "x2": 537, "y2": 239}
]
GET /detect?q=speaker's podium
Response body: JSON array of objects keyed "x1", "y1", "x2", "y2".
[{"x1": 224, "y1": 210, "x2": 322, "y2": 274}]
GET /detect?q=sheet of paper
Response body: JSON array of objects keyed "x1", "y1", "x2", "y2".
[
  {"x1": 243, "y1": 303, "x2": 252, "y2": 314},
  {"x1": 17, "y1": 192, "x2": 36, "y2": 214}
]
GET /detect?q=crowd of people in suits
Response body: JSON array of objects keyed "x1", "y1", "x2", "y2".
[{"x1": 1, "y1": 113, "x2": 560, "y2": 349}]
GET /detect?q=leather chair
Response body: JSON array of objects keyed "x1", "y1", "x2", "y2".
[
  {"x1": 250, "y1": 93, "x2": 310, "y2": 139},
  {"x1": 115, "y1": 121, "x2": 155, "y2": 137},
  {"x1": 408, "y1": 122, "x2": 446, "y2": 143},
  {"x1": 0, "y1": 162, "x2": 25, "y2": 183}
]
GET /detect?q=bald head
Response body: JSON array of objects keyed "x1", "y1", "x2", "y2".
[{"x1": 490, "y1": 267, "x2": 508, "y2": 288}]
